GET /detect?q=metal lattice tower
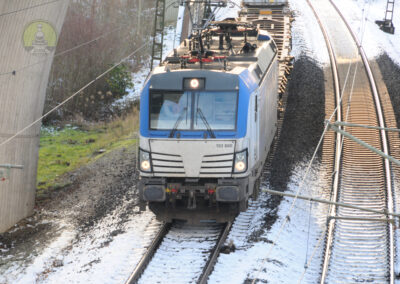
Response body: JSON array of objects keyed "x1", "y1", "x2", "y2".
[
  {"x1": 376, "y1": 0, "x2": 395, "y2": 34},
  {"x1": 150, "y1": 0, "x2": 166, "y2": 70},
  {"x1": 384, "y1": 0, "x2": 395, "y2": 33}
]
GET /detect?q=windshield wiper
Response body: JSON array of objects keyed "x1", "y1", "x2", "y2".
[
  {"x1": 197, "y1": 108, "x2": 216, "y2": 138},
  {"x1": 169, "y1": 107, "x2": 187, "y2": 138}
]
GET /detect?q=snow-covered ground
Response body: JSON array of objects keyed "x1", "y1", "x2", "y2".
[
  {"x1": 289, "y1": 0, "x2": 330, "y2": 64},
  {"x1": 290, "y1": 0, "x2": 400, "y2": 67},
  {"x1": 38, "y1": 211, "x2": 161, "y2": 284},
  {"x1": 333, "y1": 0, "x2": 400, "y2": 65},
  {"x1": 0, "y1": 207, "x2": 161, "y2": 284},
  {"x1": 209, "y1": 162, "x2": 330, "y2": 283}
]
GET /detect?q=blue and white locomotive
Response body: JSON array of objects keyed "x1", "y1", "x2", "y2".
[{"x1": 138, "y1": 20, "x2": 278, "y2": 223}]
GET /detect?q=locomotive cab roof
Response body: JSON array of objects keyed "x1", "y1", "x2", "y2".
[{"x1": 151, "y1": 19, "x2": 278, "y2": 81}]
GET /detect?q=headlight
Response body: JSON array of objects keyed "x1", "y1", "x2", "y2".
[
  {"x1": 139, "y1": 149, "x2": 152, "y2": 172},
  {"x1": 235, "y1": 161, "x2": 246, "y2": 172},
  {"x1": 190, "y1": 78, "x2": 199, "y2": 89},
  {"x1": 233, "y1": 149, "x2": 247, "y2": 173},
  {"x1": 183, "y1": 78, "x2": 205, "y2": 90},
  {"x1": 141, "y1": 160, "x2": 151, "y2": 171}
]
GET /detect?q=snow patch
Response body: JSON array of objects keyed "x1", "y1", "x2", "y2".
[
  {"x1": 209, "y1": 162, "x2": 329, "y2": 283},
  {"x1": 289, "y1": 0, "x2": 330, "y2": 65},
  {"x1": 42, "y1": 209, "x2": 159, "y2": 284},
  {"x1": 0, "y1": 222, "x2": 75, "y2": 284},
  {"x1": 333, "y1": 0, "x2": 400, "y2": 66}
]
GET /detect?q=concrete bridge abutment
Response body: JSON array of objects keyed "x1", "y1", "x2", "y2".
[{"x1": 0, "y1": 0, "x2": 69, "y2": 233}]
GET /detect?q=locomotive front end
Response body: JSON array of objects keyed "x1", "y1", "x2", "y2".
[{"x1": 138, "y1": 69, "x2": 255, "y2": 223}]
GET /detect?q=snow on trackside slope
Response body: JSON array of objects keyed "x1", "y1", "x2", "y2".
[
  {"x1": 333, "y1": 0, "x2": 400, "y2": 66},
  {"x1": 209, "y1": 163, "x2": 330, "y2": 283},
  {"x1": 0, "y1": 203, "x2": 161, "y2": 284},
  {"x1": 0, "y1": 222, "x2": 75, "y2": 284},
  {"x1": 41, "y1": 210, "x2": 161, "y2": 284},
  {"x1": 289, "y1": 0, "x2": 330, "y2": 65}
]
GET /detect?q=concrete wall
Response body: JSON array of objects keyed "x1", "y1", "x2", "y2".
[{"x1": 0, "y1": 0, "x2": 69, "y2": 233}]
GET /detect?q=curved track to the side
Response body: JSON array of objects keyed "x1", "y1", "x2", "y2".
[{"x1": 306, "y1": 0, "x2": 395, "y2": 282}]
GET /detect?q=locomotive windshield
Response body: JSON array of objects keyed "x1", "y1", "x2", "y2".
[{"x1": 149, "y1": 91, "x2": 238, "y2": 131}]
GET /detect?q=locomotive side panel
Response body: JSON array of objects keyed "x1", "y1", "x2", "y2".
[{"x1": 259, "y1": 59, "x2": 279, "y2": 165}]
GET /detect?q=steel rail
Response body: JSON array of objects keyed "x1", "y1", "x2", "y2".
[
  {"x1": 305, "y1": 0, "x2": 395, "y2": 282},
  {"x1": 125, "y1": 221, "x2": 230, "y2": 284},
  {"x1": 198, "y1": 222, "x2": 232, "y2": 284},
  {"x1": 304, "y1": 0, "x2": 343, "y2": 282},
  {"x1": 328, "y1": 2, "x2": 395, "y2": 280},
  {"x1": 125, "y1": 223, "x2": 171, "y2": 284}
]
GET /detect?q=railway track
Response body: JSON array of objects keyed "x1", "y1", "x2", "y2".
[
  {"x1": 125, "y1": 221, "x2": 231, "y2": 284},
  {"x1": 306, "y1": 0, "x2": 396, "y2": 282}
]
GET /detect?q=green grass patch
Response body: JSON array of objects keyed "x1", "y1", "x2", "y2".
[{"x1": 37, "y1": 110, "x2": 139, "y2": 196}]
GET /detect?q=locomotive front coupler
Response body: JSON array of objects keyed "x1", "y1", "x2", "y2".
[
  {"x1": 166, "y1": 188, "x2": 177, "y2": 209},
  {"x1": 187, "y1": 191, "x2": 196, "y2": 209}
]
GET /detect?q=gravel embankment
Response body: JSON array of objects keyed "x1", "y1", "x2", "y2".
[
  {"x1": 376, "y1": 53, "x2": 400, "y2": 127},
  {"x1": 258, "y1": 56, "x2": 325, "y2": 230},
  {"x1": 0, "y1": 145, "x2": 139, "y2": 268},
  {"x1": 269, "y1": 56, "x2": 325, "y2": 193}
]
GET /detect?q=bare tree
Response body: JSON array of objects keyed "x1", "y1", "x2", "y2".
[{"x1": 44, "y1": 0, "x2": 156, "y2": 123}]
